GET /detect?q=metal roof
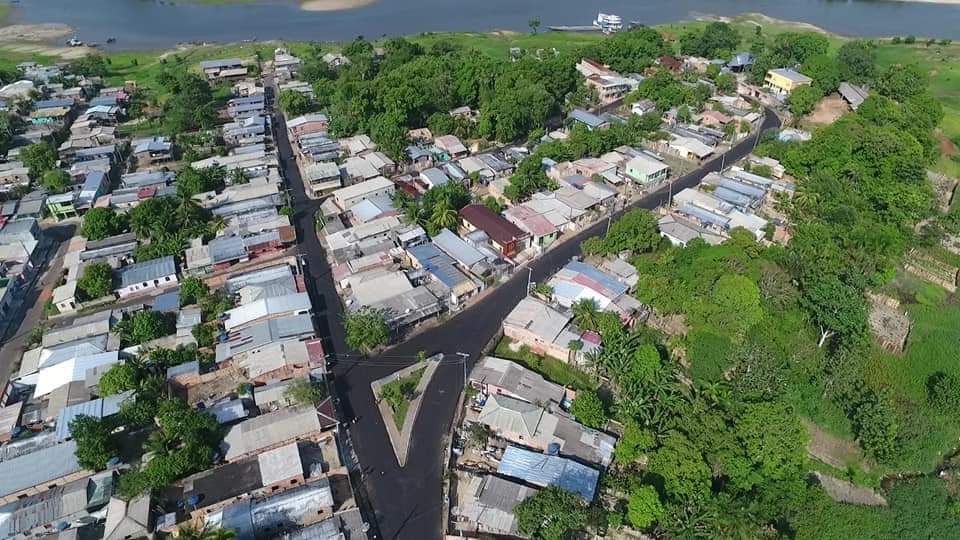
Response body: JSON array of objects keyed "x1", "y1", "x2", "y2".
[
  {"x1": 0, "y1": 441, "x2": 83, "y2": 499},
  {"x1": 200, "y1": 58, "x2": 243, "y2": 70},
  {"x1": 33, "y1": 351, "x2": 120, "y2": 398},
  {"x1": 221, "y1": 406, "x2": 322, "y2": 461},
  {"x1": 407, "y1": 242, "x2": 474, "y2": 292},
  {"x1": 432, "y1": 229, "x2": 485, "y2": 267},
  {"x1": 117, "y1": 255, "x2": 177, "y2": 288},
  {"x1": 257, "y1": 442, "x2": 303, "y2": 486},
  {"x1": 497, "y1": 446, "x2": 599, "y2": 501},
  {"x1": 209, "y1": 235, "x2": 248, "y2": 264},
  {"x1": 223, "y1": 292, "x2": 311, "y2": 331},
  {"x1": 207, "y1": 399, "x2": 249, "y2": 425},
  {"x1": 55, "y1": 391, "x2": 133, "y2": 441}
]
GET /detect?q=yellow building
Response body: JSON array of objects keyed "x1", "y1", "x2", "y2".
[{"x1": 764, "y1": 68, "x2": 813, "y2": 95}]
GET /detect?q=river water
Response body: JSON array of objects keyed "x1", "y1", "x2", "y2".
[{"x1": 6, "y1": 0, "x2": 960, "y2": 50}]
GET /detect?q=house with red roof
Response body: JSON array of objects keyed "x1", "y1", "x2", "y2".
[{"x1": 459, "y1": 204, "x2": 529, "y2": 258}]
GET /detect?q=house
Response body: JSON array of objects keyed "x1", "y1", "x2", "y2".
[
  {"x1": 0, "y1": 440, "x2": 88, "y2": 504},
  {"x1": 699, "y1": 109, "x2": 733, "y2": 128},
  {"x1": 839, "y1": 82, "x2": 870, "y2": 111},
  {"x1": 0, "y1": 217, "x2": 40, "y2": 246},
  {"x1": 223, "y1": 292, "x2": 311, "y2": 331},
  {"x1": 340, "y1": 134, "x2": 376, "y2": 156},
  {"x1": 656, "y1": 55, "x2": 684, "y2": 73},
  {"x1": 455, "y1": 474, "x2": 538, "y2": 537},
  {"x1": 364, "y1": 151, "x2": 396, "y2": 175},
  {"x1": 131, "y1": 136, "x2": 173, "y2": 165},
  {"x1": 585, "y1": 73, "x2": 636, "y2": 104},
  {"x1": 470, "y1": 356, "x2": 572, "y2": 407},
  {"x1": 102, "y1": 495, "x2": 151, "y2": 540},
  {"x1": 77, "y1": 170, "x2": 109, "y2": 208},
  {"x1": 287, "y1": 113, "x2": 330, "y2": 139},
  {"x1": 566, "y1": 109, "x2": 608, "y2": 131},
  {"x1": 302, "y1": 161, "x2": 342, "y2": 198},
  {"x1": 764, "y1": 68, "x2": 813, "y2": 95},
  {"x1": 434, "y1": 134, "x2": 469, "y2": 158},
  {"x1": 341, "y1": 156, "x2": 380, "y2": 182},
  {"x1": 331, "y1": 176, "x2": 394, "y2": 211},
  {"x1": 220, "y1": 406, "x2": 326, "y2": 462},
  {"x1": 476, "y1": 394, "x2": 615, "y2": 466},
  {"x1": 496, "y1": 445, "x2": 600, "y2": 501},
  {"x1": 728, "y1": 52, "x2": 755, "y2": 72},
  {"x1": 502, "y1": 297, "x2": 586, "y2": 364},
  {"x1": 668, "y1": 135, "x2": 714, "y2": 161},
  {"x1": 200, "y1": 58, "x2": 247, "y2": 81},
  {"x1": 0, "y1": 161, "x2": 29, "y2": 191},
  {"x1": 623, "y1": 153, "x2": 670, "y2": 185},
  {"x1": 419, "y1": 167, "x2": 450, "y2": 189},
  {"x1": 575, "y1": 58, "x2": 617, "y2": 79},
  {"x1": 548, "y1": 260, "x2": 629, "y2": 310},
  {"x1": 115, "y1": 255, "x2": 178, "y2": 298},
  {"x1": 657, "y1": 212, "x2": 725, "y2": 247},
  {"x1": 504, "y1": 205, "x2": 559, "y2": 252},
  {"x1": 406, "y1": 242, "x2": 479, "y2": 304},
  {"x1": 631, "y1": 98, "x2": 656, "y2": 116},
  {"x1": 234, "y1": 338, "x2": 324, "y2": 384},
  {"x1": 459, "y1": 204, "x2": 529, "y2": 258}
]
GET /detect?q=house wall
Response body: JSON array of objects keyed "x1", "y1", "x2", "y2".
[
  {"x1": 116, "y1": 272, "x2": 179, "y2": 299},
  {"x1": 503, "y1": 324, "x2": 573, "y2": 364}
]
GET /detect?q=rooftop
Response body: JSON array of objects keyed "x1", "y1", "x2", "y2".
[
  {"x1": 459, "y1": 204, "x2": 527, "y2": 247},
  {"x1": 117, "y1": 256, "x2": 177, "y2": 289},
  {"x1": 497, "y1": 445, "x2": 599, "y2": 501}
]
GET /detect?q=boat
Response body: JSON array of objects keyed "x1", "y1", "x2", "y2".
[
  {"x1": 66, "y1": 37, "x2": 83, "y2": 47},
  {"x1": 593, "y1": 12, "x2": 623, "y2": 33},
  {"x1": 106, "y1": 37, "x2": 117, "y2": 44}
]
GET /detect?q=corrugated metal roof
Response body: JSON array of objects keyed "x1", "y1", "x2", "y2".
[
  {"x1": 432, "y1": 229, "x2": 486, "y2": 268},
  {"x1": 33, "y1": 351, "x2": 121, "y2": 398},
  {"x1": 407, "y1": 242, "x2": 473, "y2": 291},
  {"x1": 0, "y1": 441, "x2": 83, "y2": 499},
  {"x1": 221, "y1": 406, "x2": 321, "y2": 461},
  {"x1": 55, "y1": 391, "x2": 133, "y2": 441},
  {"x1": 207, "y1": 399, "x2": 249, "y2": 425},
  {"x1": 117, "y1": 256, "x2": 177, "y2": 288},
  {"x1": 496, "y1": 446, "x2": 599, "y2": 501},
  {"x1": 223, "y1": 292, "x2": 311, "y2": 331}
]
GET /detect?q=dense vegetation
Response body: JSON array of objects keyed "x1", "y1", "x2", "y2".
[{"x1": 516, "y1": 23, "x2": 960, "y2": 539}]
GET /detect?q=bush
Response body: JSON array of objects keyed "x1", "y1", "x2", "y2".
[
  {"x1": 914, "y1": 283, "x2": 947, "y2": 306},
  {"x1": 904, "y1": 35, "x2": 917, "y2": 44},
  {"x1": 927, "y1": 372, "x2": 960, "y2": 413},
  {"x1": 570, "y1": 390, "x2": 607, "y2": 429}
]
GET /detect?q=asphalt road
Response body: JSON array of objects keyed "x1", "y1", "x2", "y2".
[{"x1": 278, "y1": 103, "x2": 781, "y2": 540}]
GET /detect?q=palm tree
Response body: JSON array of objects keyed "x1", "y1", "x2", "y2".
[
  {"x1": 571, "y1": 298, "x2": 601, "y2": 332},
  {"x1": 176, "y1": 525, "x2": 236, "y2": 540},
  {"x1": 208, "y1": 215, "x2": 227, "y2": 235},
  {"x1": 430, "y1": 200, "x2": 458, "y2": 232}
]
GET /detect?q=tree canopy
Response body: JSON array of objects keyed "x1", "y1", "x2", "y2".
[
  {"x1": 81, "y1": 207, "x2": 127, "y2": 241},
  {"x1": 76, "y1": 262, "x2": 114, "y2": 300},
  {"x1": 514, "y1": 486, "x2": 588, "y2": 540},
  {"x1": 344, "y1": 307, "x2": 389, "y2": 352}
]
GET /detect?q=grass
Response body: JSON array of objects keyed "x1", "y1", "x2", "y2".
[
  {"x1": 493, "y1": 337, "x2": 596, "y2": 391},
  {"x1": 861, "y1": 301, "x2": 960, "y2": 471},
  {"x1": 408, "y1": 30, "x2": 605, "y2": 60}
]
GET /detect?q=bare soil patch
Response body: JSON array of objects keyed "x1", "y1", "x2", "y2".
[
  {"x1": 803, "y1": 418, "x2": 870, "y2": 470},
  {"x1": 806, "y1": 93, "x2": 848, "y2": 126}
]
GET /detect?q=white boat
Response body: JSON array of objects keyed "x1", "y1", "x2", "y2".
[
  {"x1": 593, "y1": 12, "x2": 623, "y2": 33},
  {"x1": 66, "y1": 37, "x2": 83, "y2": 47}
]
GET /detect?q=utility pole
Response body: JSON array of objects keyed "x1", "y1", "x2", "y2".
[
  {"x1": 605, "y1": 213, "x2": 613, "y2": 235},
  {"x1": 526, "y1": 267, "x2": 533, "y2": 296},
  {"x1": 455, "y1": 352, "x2": 469, "y2": 388}
]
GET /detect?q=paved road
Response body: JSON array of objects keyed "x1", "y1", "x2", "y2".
[{"x1": 278, "y1": 103, "x2": 781, "y2": 539}]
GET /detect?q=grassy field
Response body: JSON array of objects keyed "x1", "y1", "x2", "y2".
[{"x1": 382, "y1": 367, "x2": 425, "y2": 429}]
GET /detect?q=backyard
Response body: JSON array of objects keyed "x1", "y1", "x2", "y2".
[{"x1": 493, "y1": 337, "x2": 596, "y2": 390}]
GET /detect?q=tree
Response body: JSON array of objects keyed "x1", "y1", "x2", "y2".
[
  {"x1": 157, "y1": 70, "x2": 217, "y2": 135},
  {"x1": 21, "y1": 142, "x2": 58, "y2": 178},
  {"x1": 99, "y1": 363, "x2": 140, "y2": 396},
  {"x1": 41, "y1": 168, "x2": 71, "y2": 194},
  {"x1": 176, "y1": 166, "x2": 226, "y2": 198},
  {"x1": 115, "y1": 311, "x2": 175, "y2": 345},
  {"x1": 680, "y1": 22, "x2": 740, "y2": 58},
  {"x1": 800, "y1": 275, "x2": 867, "y2": 347},
  {"x1": 344, "y1": 307, "x2": 389, "y2": 353},
  {"x1": 707, "y1": 274, "x2": 763, "y2": 336},
  {"x1": 615, "y1": 421, "x2": 656, "y2": 464},
  {"x1": 584, "y1": 209, "x2": 661, "y2": 255},
  {"x1": 648, "y1": 433, "x2": 712, "y2": 501},
  {"x1": 788, "y1": 85, "x2": 822, "y2": 118},
  {"x1": 77, "y1": 262, "x2": 114, "y2": 300},
  {"x1": 175, "y1": 525, "x2": 237, "y2": 540},
  {"x1": 570, "y1": 390, "x2": 606, "y2": 429},
  {"x1": 81, "y1": 208, "x2": 126, "y2": 241},
  {"x1": 528, "y1": 19, "x2": 541, "y2": 34},
  {"x1": 851, "y1": 392, "x2": 899, "y2": 462},
  {"x1": 875, "y1": 63, "x2": 927, "y2": 102},
  {"x1": 837, "y1": 40, "x2": 876, "y2": 84},
  {"x1": 68, "y1": 55, "x2": 109, "y2": 77},
  {"x1": 801, "y1": 54, "x2": 842, "y2": 94},
  {"x1": 284, "y1": 378, "x2": 328, "y2": 406},
  {"x1": 179, "y1": 276, "x2": 210, "y2": 307},
  {"x1": 571, "y1": 298, "x2": 601, "y2": 332},
  {"x1": 515, "y1": 486, "x2": 588, "y2": 540},
  {"x1": 0, "y1": 112, "x2": 18, "y2": 154},
  {"x1": 70, "y1": 415, "x2": 118, "y2": 470},
  {"x1": 627, "y1": 485, "x2": 665, "y2": 530},
  {"x1": 278, "y1": 89, "x2": 317, "y2": 116}
]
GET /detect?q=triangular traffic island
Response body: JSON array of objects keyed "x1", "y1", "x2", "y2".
[{"x1": 370, "y1": 354, "x2": 442, "y2": 466}]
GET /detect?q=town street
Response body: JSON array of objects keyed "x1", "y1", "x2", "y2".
[{"x1": 276, "y1": 100, "x2": 781, "y2": 539}]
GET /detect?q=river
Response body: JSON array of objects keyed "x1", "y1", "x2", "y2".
[{"x1": 4, "y1": 0, "x2": 960, "y2": 50}]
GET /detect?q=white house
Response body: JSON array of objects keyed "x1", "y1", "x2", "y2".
[{"x1": 115, "y1": 256, "x2": 179, "y2": 298}]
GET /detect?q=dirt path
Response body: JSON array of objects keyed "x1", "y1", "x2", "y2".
[{"x1": 803, "y1": 418, "x2": 870, "y2": 470}]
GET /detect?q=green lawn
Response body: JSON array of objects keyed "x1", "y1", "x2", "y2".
[
  {"x1": 493, "y1": 337, "x2": 596, "y2": 390},
  {"x1": 408, "y1": 30, "x2": 605, "y2": 60}
]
